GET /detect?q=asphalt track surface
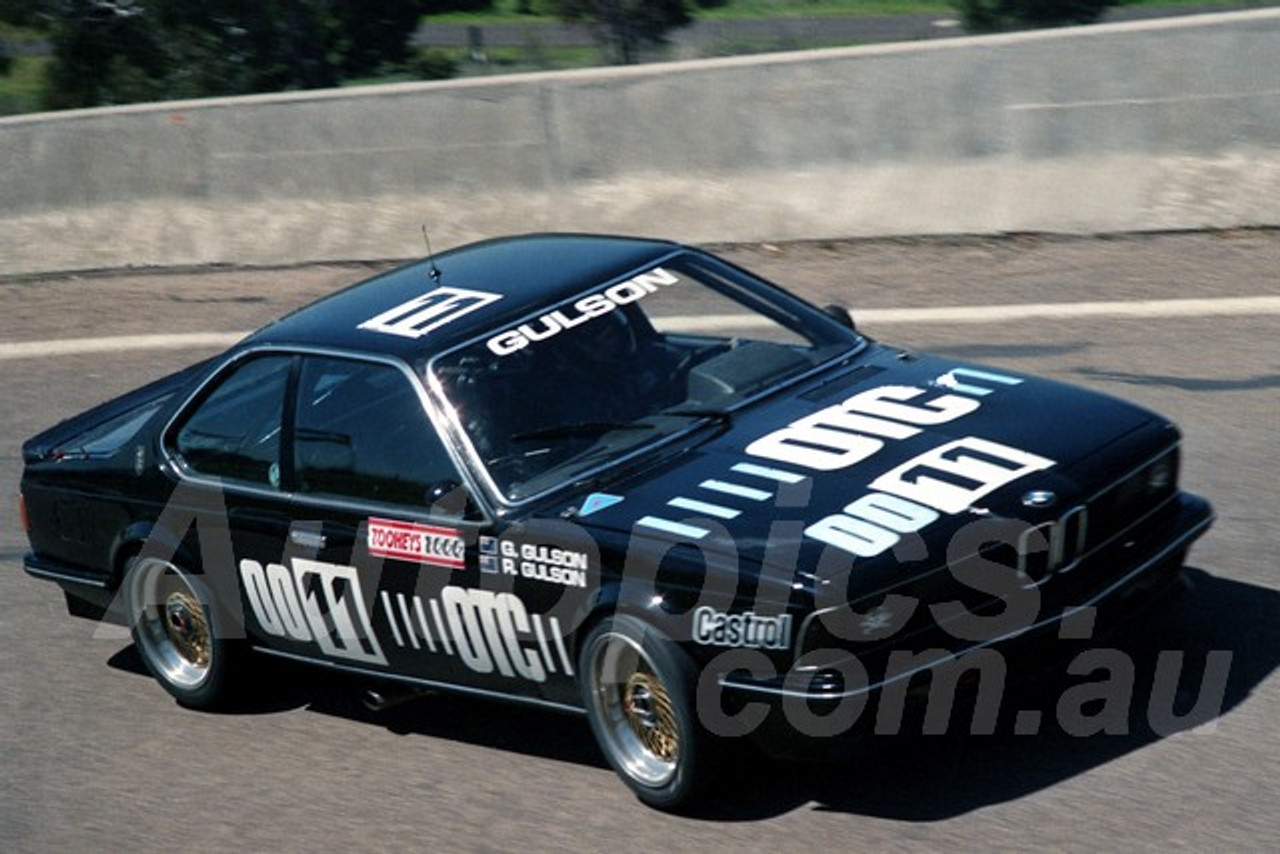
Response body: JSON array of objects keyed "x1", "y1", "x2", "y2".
[{"x1": 2, "y1": 231, "x2": 1277, "y2": 852}]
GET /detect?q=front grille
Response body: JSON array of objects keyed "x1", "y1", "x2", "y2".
[
  {"x1": 798, "y1": 445, "x2": 1184, "y2": 656},
  {"x1": 1018, "y1": 504, "x2": 1087, "y2": 586},
  {"x1": 1016, "y1": 445, "x2": 1180, "y2": 587}
]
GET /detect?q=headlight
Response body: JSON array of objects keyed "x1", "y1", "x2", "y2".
[{"x1": 1146, "y1": 447, "x2": 1179, "y2": 493}]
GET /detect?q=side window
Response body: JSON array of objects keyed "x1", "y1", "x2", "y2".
[
  {"x1": 644, "y1": 269, "x2": 809, "y2": 347},
  {"x1": 293, "y1": 356, "x2": 461, "y2": 510},
  {"x1": 171, "y1": 355, "x2": 291, "y2": 488}
]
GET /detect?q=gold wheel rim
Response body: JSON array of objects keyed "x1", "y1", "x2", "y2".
[
  {"x1": 623, "y1": 670, "x2": 679, "y2": 763},
  {"x1": 164, "y1": 591, "x2": 212, "y2": 668},
  {"x1": 130, "y1": 559, "x2": 216, "y2": 691},
  {"x1": 589, "y1": 630, "x2": 682, "y2": 788}
]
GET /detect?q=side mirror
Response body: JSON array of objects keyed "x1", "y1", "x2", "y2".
[{"x1": 822, "y1": 303, "x2": 857, "y2": 332}]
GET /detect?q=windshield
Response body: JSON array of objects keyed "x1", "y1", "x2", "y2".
[{"x1": 430, "y1": 255, "x2": 860, "y2": 502}]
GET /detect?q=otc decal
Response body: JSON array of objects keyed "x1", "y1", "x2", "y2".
[
  {"x1": 367, "y1": 518, "x2": 466, "y2": 569},
  {"x1": 635, "y1": 368, "x2": 1057, "y2": 561},
  {"x1": 239, "y1": 558, "x2": 574, "y2": 682},
  {"x1": 239, "y1": 557, "x2": 386, "y2": 665},
  {"x1": 379, "y1": 586, "x2": 574, "y2": 683},
  {"x1": 693, "y1": 607, "x2": 793, "y2": 651},
  {"x1": 358, "y1": 286, "x2": 502, "y2": 339}
]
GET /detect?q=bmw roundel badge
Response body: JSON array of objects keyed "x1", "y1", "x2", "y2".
[{"x1": 1022, "y1": 490, "x2": 1057, "y2": 509}]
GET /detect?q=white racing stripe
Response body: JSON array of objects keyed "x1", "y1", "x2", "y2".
[{"x1": 3, "y1": 295, "x2": 1279, "y2": 360}]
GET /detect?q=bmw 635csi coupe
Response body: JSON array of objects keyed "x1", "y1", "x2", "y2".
[{"x1": 20, "y1": 234, "x2": 1213, "y2": 809}]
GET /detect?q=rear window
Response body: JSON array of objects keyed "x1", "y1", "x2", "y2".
[{"x1": 61, "y1": 396, "x2": 172, "y2": 457}]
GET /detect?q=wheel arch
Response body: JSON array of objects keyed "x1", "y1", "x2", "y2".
[
  {"x1": 109, "y1": 519, "x2": 155, "y2": 588},
  {"x1": 571, "y1": 579, "x2": 693, "y2": 672},
  {"x1": 575, "y1": 605, "x2": 720, "y2": 810},
  {"x1": 111, "y1": 520, "x2": 249, "y2": 645},
  {"x1": 109, "y1": 518, "x2": 203, "y2": 588}
]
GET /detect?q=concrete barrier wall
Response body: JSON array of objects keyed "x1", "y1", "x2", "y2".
[{"x1": 2, "y1": 9, "x2": 1278, "y2": 275}]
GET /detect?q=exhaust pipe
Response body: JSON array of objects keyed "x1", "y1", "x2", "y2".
[{"x1": 362, "y1": 683, "x2": 435, "y2": 713}]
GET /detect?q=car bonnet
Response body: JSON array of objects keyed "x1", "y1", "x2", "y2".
[{"x1": 567, "y1": 351, "x2": 1164, "y2": 589}]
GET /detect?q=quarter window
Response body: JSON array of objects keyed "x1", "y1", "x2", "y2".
[{"x1": 171, "y1": 355, "x2": 291, "y2": 488}]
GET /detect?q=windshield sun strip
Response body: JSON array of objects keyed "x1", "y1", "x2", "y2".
[{"x1": 424, "y1": 261, "x2": 867, "y2": 511}]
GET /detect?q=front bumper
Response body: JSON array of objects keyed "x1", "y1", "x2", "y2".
[{"x1": 715, "y1": 490, "x2": 1213, "y2": 755}]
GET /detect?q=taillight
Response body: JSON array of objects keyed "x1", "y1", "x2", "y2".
[{"x1": 19, "y1": 492, "x2": 30, "y2": 533}]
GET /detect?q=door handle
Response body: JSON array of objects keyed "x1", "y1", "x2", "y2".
[{"x1": 289, "y1": 529, "x2": 327, "y2": 550}]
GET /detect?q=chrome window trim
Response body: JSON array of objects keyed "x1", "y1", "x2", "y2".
[{"x1": 158, "y1": 343, "x2": 496, "y2": 527}]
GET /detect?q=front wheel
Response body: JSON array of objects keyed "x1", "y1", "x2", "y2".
[
  {"x1": 125, "y1": 556, "x2": 241, "y2": 709},
  {"x1": 579, "y1": 614, "x2": 718, "y2": 811}
]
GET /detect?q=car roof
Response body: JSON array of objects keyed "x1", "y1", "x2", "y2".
[{"x1": 243, "y1": 233, "x2": 683, "y2": 360}]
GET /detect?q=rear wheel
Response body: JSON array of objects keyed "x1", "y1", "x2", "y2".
[
  {"x1": 579, "y1": 614, "x2": 717, "y2": 811},
  {"x1": 125, "y1": 556, "x2": 240, "y2": 709}
]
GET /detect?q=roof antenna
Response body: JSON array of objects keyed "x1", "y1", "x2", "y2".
[{"x1": 422, "y1": 224, "x2": 442, "y2": 283}]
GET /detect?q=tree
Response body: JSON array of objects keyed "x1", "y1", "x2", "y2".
[
  {"x1": 0, "y1": 0, "x2": 60, "y2": 29},
  {"x1": 551, "y1": 0, "x2": 693, "y2": 64},
  {"x1": 38, "y1": 0, "x2": 432, "y2": 110},
  {"x1": 951, "y1": 0, "x2": 1119, "y2": 33},
  {"x1": 41, "y1": 1, "x2": 167, "y2": 110}
]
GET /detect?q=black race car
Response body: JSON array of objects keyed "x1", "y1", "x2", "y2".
[{"x1": 20, "y1": 234, "x2": 1213, "y2": 809}]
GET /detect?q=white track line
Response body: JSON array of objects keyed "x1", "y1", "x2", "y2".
[
  {"x1": 658, "y1": 296, "x2": 1280, "y2": 332},
  {"x1": 3, "y1": 296, "x2": 1279, "y2": 360},
  {"x1": 858, "y1": 295, "x2": 1280, "y2": 324},
  {"x1": 0, "y1": 332, "x2": 248, "y2": 360}
]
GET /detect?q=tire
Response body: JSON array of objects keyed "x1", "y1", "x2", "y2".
[
  {"x1": 579, "y1": 614, "x2": 718, "y2": 811},
  {"x1": 124, "y1": 556, "x2": 241, "y2": 710}
]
